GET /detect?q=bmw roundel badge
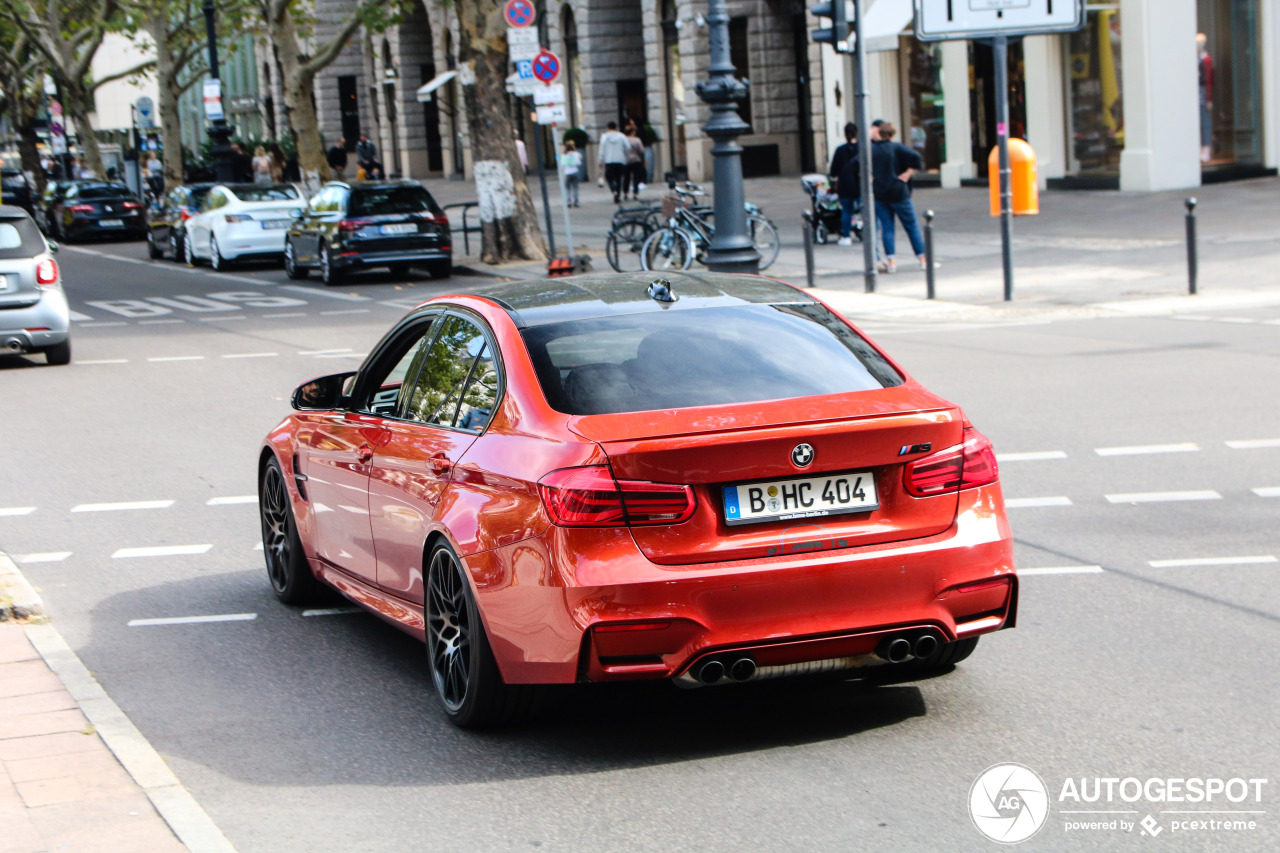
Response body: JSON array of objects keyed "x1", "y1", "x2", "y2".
[{"x1": 791, "y1": 443, "x2": 814, "y2": 468}]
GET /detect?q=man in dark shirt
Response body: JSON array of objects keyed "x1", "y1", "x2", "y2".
[
  {"x1": 327, "y1": 137, "x2": 348, "y2": 179},
  {"x1": 827, "y1": 122, "x2": 861, "y2": 245},
  {"x1": 869, "y1": 121, "x2": 926, "y2": 273}
]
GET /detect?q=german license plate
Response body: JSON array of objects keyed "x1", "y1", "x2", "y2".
[
  {"x1": 99, "y1": 219, "x2": 123, "y2": 227},
  {"x1": 722, "y1": 471, "x2": 878, "y2": 526},
  {"x1": 380, "y1": 223, "x2": 417, "y2": 235},
  {"x1": 261, "y1": 219, "x2": 292, "y2": 229}
]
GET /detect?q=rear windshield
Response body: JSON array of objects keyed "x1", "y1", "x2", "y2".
[
  {"x1": 2, "y1": 173, "x2": 28, "y2": 188},
  {"x1": 349, "y1": 186, "x2": 439, "y2": 217},
  {"x1": 521, "y1": 304, "x2": 904, "y2": 415},
  {"x1": 79, "y1": 186, "x2": 134, "y2": 200},
  {"x1": 230, "y1": 185, "x2": 299, "y2": 202},
  {"x1": 187, "y1": 187, "x2": 212, "y2": 206},
  {"x1": 0, "y1": 215, "x2": 46, "y2": 259}
]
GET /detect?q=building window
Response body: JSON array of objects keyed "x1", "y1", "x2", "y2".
[
  {"x1": 1197, "y1": 0, "x2": 1262, "y2": 166},
  {"x1": 1065, "y1": 4, "x2": 1123, "y2": 174},
  {"x1": 902, "y1": 38, "x2": 944, "y2": 172},
  {"x1": 729, "y1": 17, "x2": 752, "y2": 129}
]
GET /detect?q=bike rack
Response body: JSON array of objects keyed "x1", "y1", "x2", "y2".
[{"x1": 441, "y1": 202, "x2": 481, "y2": 256}]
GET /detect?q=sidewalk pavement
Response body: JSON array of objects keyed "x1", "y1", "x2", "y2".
[
  {"x1": 430, "y1": 171, "x2": 1280, "y2": 324},
  {"x1": 1, "y1": 552, "x2": 235, "y2": 853}
]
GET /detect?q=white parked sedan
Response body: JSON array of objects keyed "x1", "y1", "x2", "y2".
[{"x1": 184, "y1": 183, "x2": 304, "y2": 270}]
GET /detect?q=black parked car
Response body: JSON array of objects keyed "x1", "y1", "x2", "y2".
[
  {"x1": 45, "y1": 182, "x2": 145, "y2": 242},
  {"x1": 1, "y1": 169, "x2": 35, "y2": 215},
  {"x1": 284, "y1": 180, "x2": 452, "y2": 285},
  {"x1": 146, "y1": 183, "x2": 214, "y2": 260}
]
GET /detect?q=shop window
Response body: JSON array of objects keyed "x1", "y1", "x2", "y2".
[
  {"x1": 1197, "y1": 0, "x2": 1262, "y2": 166},
  {"x1": 729, "y1": 17, "x2": 752, "y2": 129},
  {"x1": 902, "y1": 38, "x2": 944, "y2": 172},
  {"x1": 1065, "y1": 5, "x2": 1124, "y2": 175}
]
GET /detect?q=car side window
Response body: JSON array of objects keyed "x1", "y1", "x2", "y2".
[
  {"x1": 354, "y1": 316, "x2": 441, "y2": 416},
  {"x1": 403, "y1": 316, "x2": 496, "y2": 431}
]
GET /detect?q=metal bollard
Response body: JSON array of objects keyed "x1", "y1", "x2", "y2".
[
  {"x1": 1185, "y1": 198, "x2": 1198, "y2": 295},
  {"x1": 802, "y1": 211, "x2": 816, "y2": 289},
  {"x1": 924, "y1": 210, "x2": 936, "y2": 300}
]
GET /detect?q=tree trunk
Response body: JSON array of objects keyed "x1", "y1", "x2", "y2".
[
  {"x1": 17, "y1": 98, "x2": 46, "y2": 195},
  {"x1": 63, "y1": 79, "x2": 104, "y2": 179},
  {"x1": 457, "y1": 0, "x2": 546, "y2": 264},
  {"x1": 145, "y1": 13, "x2": 185, "y2": 192},
  {"x1": 270, "y1": 10, "x2": 329, "y2": 195}
]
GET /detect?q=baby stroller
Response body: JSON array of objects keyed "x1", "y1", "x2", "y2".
[{"x1": 800, "y1": 174, "x2": 861, "y2": 244}]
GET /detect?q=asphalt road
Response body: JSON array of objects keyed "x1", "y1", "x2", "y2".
[{"x1": 1, "y1": 239, "x2": 1277, "y2": 852}]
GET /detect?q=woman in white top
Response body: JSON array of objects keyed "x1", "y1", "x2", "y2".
[
  {"x1": 252, "y1": 145, "x2": 273, "y2": 184},
  {"x1": 558, "y1": 140, "x2": 582, "y2": 207}
]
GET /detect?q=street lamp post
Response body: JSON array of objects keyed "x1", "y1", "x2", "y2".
[
  {"x1": 694, "y1": 0, "x2": 759, "y2": 273},
  {"x1": 202, "y1": 0, "x2": 236, "y2": 183}
]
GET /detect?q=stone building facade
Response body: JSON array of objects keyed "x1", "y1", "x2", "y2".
[{"x1": 257, "y1": 0, "x2": 831, "y2": 184}]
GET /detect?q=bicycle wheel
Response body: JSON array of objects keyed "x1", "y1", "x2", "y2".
[
  {"x1": 748, "y1": 214, "x2": 780, "y2": 270},
  {"x1": 606, "y1": 226, "x2": 648, "y2": 272},
  {"x1": 641, "y1": 226, "x2": 694, "y2": 271}
]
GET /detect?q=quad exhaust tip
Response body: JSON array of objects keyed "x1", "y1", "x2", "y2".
[
  {"x1": 879, "y1": 637, "x2": 913, "y2": 664},
  {"x1": 697, "y1": 659, "x2": 725, "y2": 684},
  {"x1": 729, "y1": 657, "x2": 757, "y2": 682},
  {"x1": 913, "y1": 633, "x2": 939, "y2": 660},
  {"x1": 694, "y1": 656, "x2": 757, "y2": 684}
]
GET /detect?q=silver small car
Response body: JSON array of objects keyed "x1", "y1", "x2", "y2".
[{"x1": 0, "y1": 205, "x2": 70, "y2": 365}]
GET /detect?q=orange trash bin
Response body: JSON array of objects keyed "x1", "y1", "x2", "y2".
[{"x1": 988, "y1": 139, "x2": 1039, "y2": 216}]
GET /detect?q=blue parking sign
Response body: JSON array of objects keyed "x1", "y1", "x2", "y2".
[{"x1": 516, "y1": 60, "x2": 534, "y2": 79}]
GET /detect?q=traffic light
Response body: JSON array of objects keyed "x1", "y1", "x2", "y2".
[{"x1": 811, "y1": 1, "x2": 850, "y2": 53}]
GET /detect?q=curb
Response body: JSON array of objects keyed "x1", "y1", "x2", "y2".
[{"x1": 0, "y1": 550, "x2": 237, "y2": 853}]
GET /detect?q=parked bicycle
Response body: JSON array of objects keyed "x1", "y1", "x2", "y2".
[
  {"x1": 606, "y1": 201, "x2": 662, "y2": 272},
  {"x1": 640, "y1": 183, "x2": 779, "y2": 272}
]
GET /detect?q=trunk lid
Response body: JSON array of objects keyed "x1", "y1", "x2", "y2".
[{"x1": 571, "y1": 385, "x2": 964, "y2": 565}]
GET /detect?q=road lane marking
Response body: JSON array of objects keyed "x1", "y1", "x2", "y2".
[
  {"x1": 298, "y1": 348, "x2": 353, "y2": 355},
  {"x1": 1228, "y1": 438, "x2": 1280, "y2": 449},
  {"x1": 138, "y1": 319, "x2": 186, "y2": 325},
  {"x1": 13, "y1": 552, "x2": 72, "y2": 563},
  {"x1": 1218, "y1": 317, "x2": 1258, "y2": 324},
  {"x1": 302, "y1": 607, "x2": 362, "y2": 617},
  {"x1": 319, "y1": 309, "x2": 371, "y2": 316},
  {"x1": 1006, "y1": 496, "x2": 1073, "y2": 508},
  {"x1": 0, "y1": 507, "x2": 36, "y2": 516},
  {"x1": 204, "y1": 316, "x2": 248, "y2": 322},
  {"x1": 1105, "y1": 490, "x2": 1222, "y2": 503},
  {"x1": 315, "y1": 352, "x2": 366, "y2": 359},
  {"x1": 1095, "y1": 443, "x2": 1199, "y2": 456},
  {"x1": 73, "y1": 500, "x2": 175, "y2": 513},
  {"x1": 1253, "y1": 487, "x2": 1280, "y2": 497},
  {"x1": 67, "y1": 309, "x2": 94, "y2": 321},
  {"x1": 1148, "y1": 555, "x2": 1276, "y2": 568},
  {"x1": 77, "y1": 322, "x2": 127, "y2": 328},
  {"x1": 281, "y1": 285, "x2": 370, "y2": 302},
  {"x1": 148, "y1": 355, "x2": 204, "y2": 362},
  {"x1": 75, "y1": 359, "x2": 129, "y2": 365},
  {"x1": 112, "y1": 544, "x2": 212, "y2": 558},
  {"x1": 128, "y1": 613, "x2": 257, "y2": 627},
  {"x1": 996, "y1": 451, "x2": 1067, "y2": 462},
  {"x1": 1019, "y1": 566, "x2": 1104, "y2": 575},
  {"x1": 222, "y1": 352, "x2": 278, "y2": 359},
  {"x1": 261, "y1": 312, "x2": 306, "y2": 318},
  {"x1": 207, "y1": 496, "x2": 257, "y2": 505}
]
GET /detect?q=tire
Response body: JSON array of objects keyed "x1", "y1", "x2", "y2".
[
  {"x1": 146, "y1": 230, "x2": 164, "y2": 259},
  {"x1": 814, "y1": 222, "x2": 829, "y2": 245},
  {"x1": 748, "y1": 214, "x2": 780, "y2": 270},
  {"x1": 640, "y1": 226, "x2": 694, "y2": 271},
  {"x1": 426, "y1": 542, "x2": 538, "y2": 728},
  {"x1": 387, "y1": 262, "x2": 411, "y2": 278},
  {"x1": 209, "y1": 234, "x2": 229, "y2": 271},
  {"x1": 184, "y1": 230, "x2": 201, "y2": 266},
  {"x1": 606, "y1": 221, "x2": 649, "y2": 272},
  {"x1": 319, "y1": 243, "x2": 343, "y2": 286},
  {"x1": 260, "y1": 457, "x2": 321, "y2": 605},
  {"x1": 168, "y1": 230, "x2": 182, "y2": 261},
  {"x1": 43, "y1": 339, "x2": 71, "y2": 366},
  {"x1": 425, "y1": 259, "x2": 451, "y2": 280},
  {"x1": 283, "y1": 240, "x2": 308, "y2": 279}
]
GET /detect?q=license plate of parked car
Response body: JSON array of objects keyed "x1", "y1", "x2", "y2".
[
  {"x1": 722, "y1": 471, "x2": 878, "y2": 525},
  {"x1": 99, "y1": 219, "x2": 123, "y2": 227},
  {"x1": 380, "y1": 223, "x2": 418, "y2": 235},
  {"x1": 261, "y1": 219, "x2": 292, "y2": 229}
]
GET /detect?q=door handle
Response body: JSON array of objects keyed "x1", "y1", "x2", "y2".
[
  {"x1": 427, "y1": 453, "x2": 453, "y2": 476},
  {"x1": 357, "y1": 444, "x2": 374, "y2": 463}
]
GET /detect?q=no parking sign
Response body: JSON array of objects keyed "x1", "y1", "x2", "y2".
[
  {"x1": 531, "y1": 50, "x2": 560, "y2": 83},
  {"x1": 504, "y1": 0, "x2": 535, "y2": 28}
]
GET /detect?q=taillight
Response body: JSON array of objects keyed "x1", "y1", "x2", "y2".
[
  {"x1": 35, "y1": 258, "x2": 58, "y2": 286},
  {"x1": 429, "y1": 214, "x2": 450, "y2": 228},
  {"x1": 904, "y1": 428, "x2": 999, "y2": 497},
  {"x1": 224, "y1": 213, "x2": 252, "y2": 223},
  {"x1": 538, "y1": 466, "x2": 696, "y2": 527},
  {"x1": 339, "y1": 219, "x2": 374, "y2": 232},
  {"x1": 180, "y1": 209, "x2": 192, "y2": 220},
  {"x1": 123, "y1": 201, "x2": 142, "y2": 210},
  {"x1": 69, "y1": 204, "x2": 94, "y2": 213}
]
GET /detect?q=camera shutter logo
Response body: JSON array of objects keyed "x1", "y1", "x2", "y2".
[{"x1": 969, "y1": 763, "x2": 1050, "y2": 844}]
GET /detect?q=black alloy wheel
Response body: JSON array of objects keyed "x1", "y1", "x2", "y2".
[
  {"x1": 320, "y1": 243, "x2": 343, "y2": 286},
  {"x1": 146, "y1": 230, "x2": 163, "y2": 259},
  {"x1": 260, "y1": 457, "x2": 319, "y2": 604},
  {"x1": 284, "y1": 240, "x2": 308, "y2": 279},
  {"x1": 168, "y1": 230, "x2": 181, "y2": 260}
]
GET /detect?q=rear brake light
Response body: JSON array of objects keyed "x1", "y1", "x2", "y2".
[
  {"x1": 180, "y1": 209, "x2": 192, "y2": 220},
  {"x1": 69, "y1": 204, "x2": 93, "y2": 213},
  {"x1": 429, "y1": 214, "x2": 450, "y2": 228},
  {"x1": 339, "y1": 219, "x2": 374, "y2": 232},
  {"x1": 35, "y1": 258, "x2": 58, "y2": 285},
  {"x1": 538, "y1": 466, "x2": 696, "y2": 527},
  {"x1": 123, "y1": 201, "x2": 142, "y2": 210},
  {"x1": 904, "y1": 428, "x2": 999, "y2": 497},
  {"x1": 224, "y1": 214, "x2": 251, "y2": 223}
]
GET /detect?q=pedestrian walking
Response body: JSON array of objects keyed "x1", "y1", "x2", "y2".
[
  {"x1": 597, "y1": 121, "x2": 630, "y2": 204},
  {"x1": 327, "y1": 138, "x2": 348, "y2": 179},
  {"x1": 559, "y1": 140, "x2": 582, "y2": 207},
  {"x1": 869, "y1": 122, "x2": 927, "y2": 273},
  {"x1": 252, "y1": 145, "x2": 273, "y2": 184},
  {"x1": 624, "y1": 124, "x2": 646, "y2": 200},
  {"x1": 231, "y1": 144, "x2": 252, "y2": 183},
  {"x1": 514, "y1": 134, "x2": 528, "y2": 174},
  {"x1": 268, "y1": 143, "x2": 286, "y2": 183},
  {"x1": 827, "y1": 121, "x2": 861, "y2": 246}
]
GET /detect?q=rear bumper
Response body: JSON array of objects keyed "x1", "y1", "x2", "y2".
[
  {"x1": 0, "y1": 290, "x2": 71, "y2": 351},
  {"x1": 68, "y1": 218, "x2": 145, "y2": 239},
  {"x1": 333, "y1": 248, "x2": 451, "y2": 268},
  {"x1": 220, "y1": 226, "x2": 289, "y2": 259},
  {"x1": 468, "y1": 483, "x2": 1016, "y2": 684}
]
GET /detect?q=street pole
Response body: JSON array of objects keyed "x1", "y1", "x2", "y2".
[
  {"x1": 202, "y1": 0, "x2": 236, "y2": 183},
  {"x1": 528, "y1": 116, "x2": 556, "y2": 258},
  {"x1": 853, "y1": 0, "x2": 876, "y2": 292},
  {"x1": 994, "y1": 35, "x2": 1014, "y2": 301},
  {"x1": 695, "y1": 0, "x2": 759, "y2": 273}
]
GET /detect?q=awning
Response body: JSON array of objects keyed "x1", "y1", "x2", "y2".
[
  {"x1": 862, "y1": 0, "x2": 914, "y2": 53},
  {"x1": 416, "y1": 70, "x2": 458, "y2": 103}
]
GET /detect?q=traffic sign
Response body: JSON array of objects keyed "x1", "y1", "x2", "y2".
[
  {"x1": 532, "y1": 84, "x2": 565, "y2": 106},
  {"x1": 504, "y1": 0, "x2": 536, "y2": 28},
  {"x1": 135, "y1": 96, "x2": 155, "y2": 129},
  {"x1": 535, "y1": 104, "x2": 567, "y2": 125},
  {"x1": 914, "y1": 0, "x2": 1084, "y2": 41},
  {"x1": 515, "y1": 59, "x2": 534, "y2": 79},
  {"x1": 512, "y1": 78, "x2": 539, "y2": 97},
  {"x1": 507, "y1": 27, "x2": 539, "y2": 60},
  {"x1": 531, "y1": 50, "x2": 560, "y2": 83}
]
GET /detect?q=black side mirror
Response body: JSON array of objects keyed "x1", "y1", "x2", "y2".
[{"x1": 292, "y1": 371, "x2": 357, "y2": 411}]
